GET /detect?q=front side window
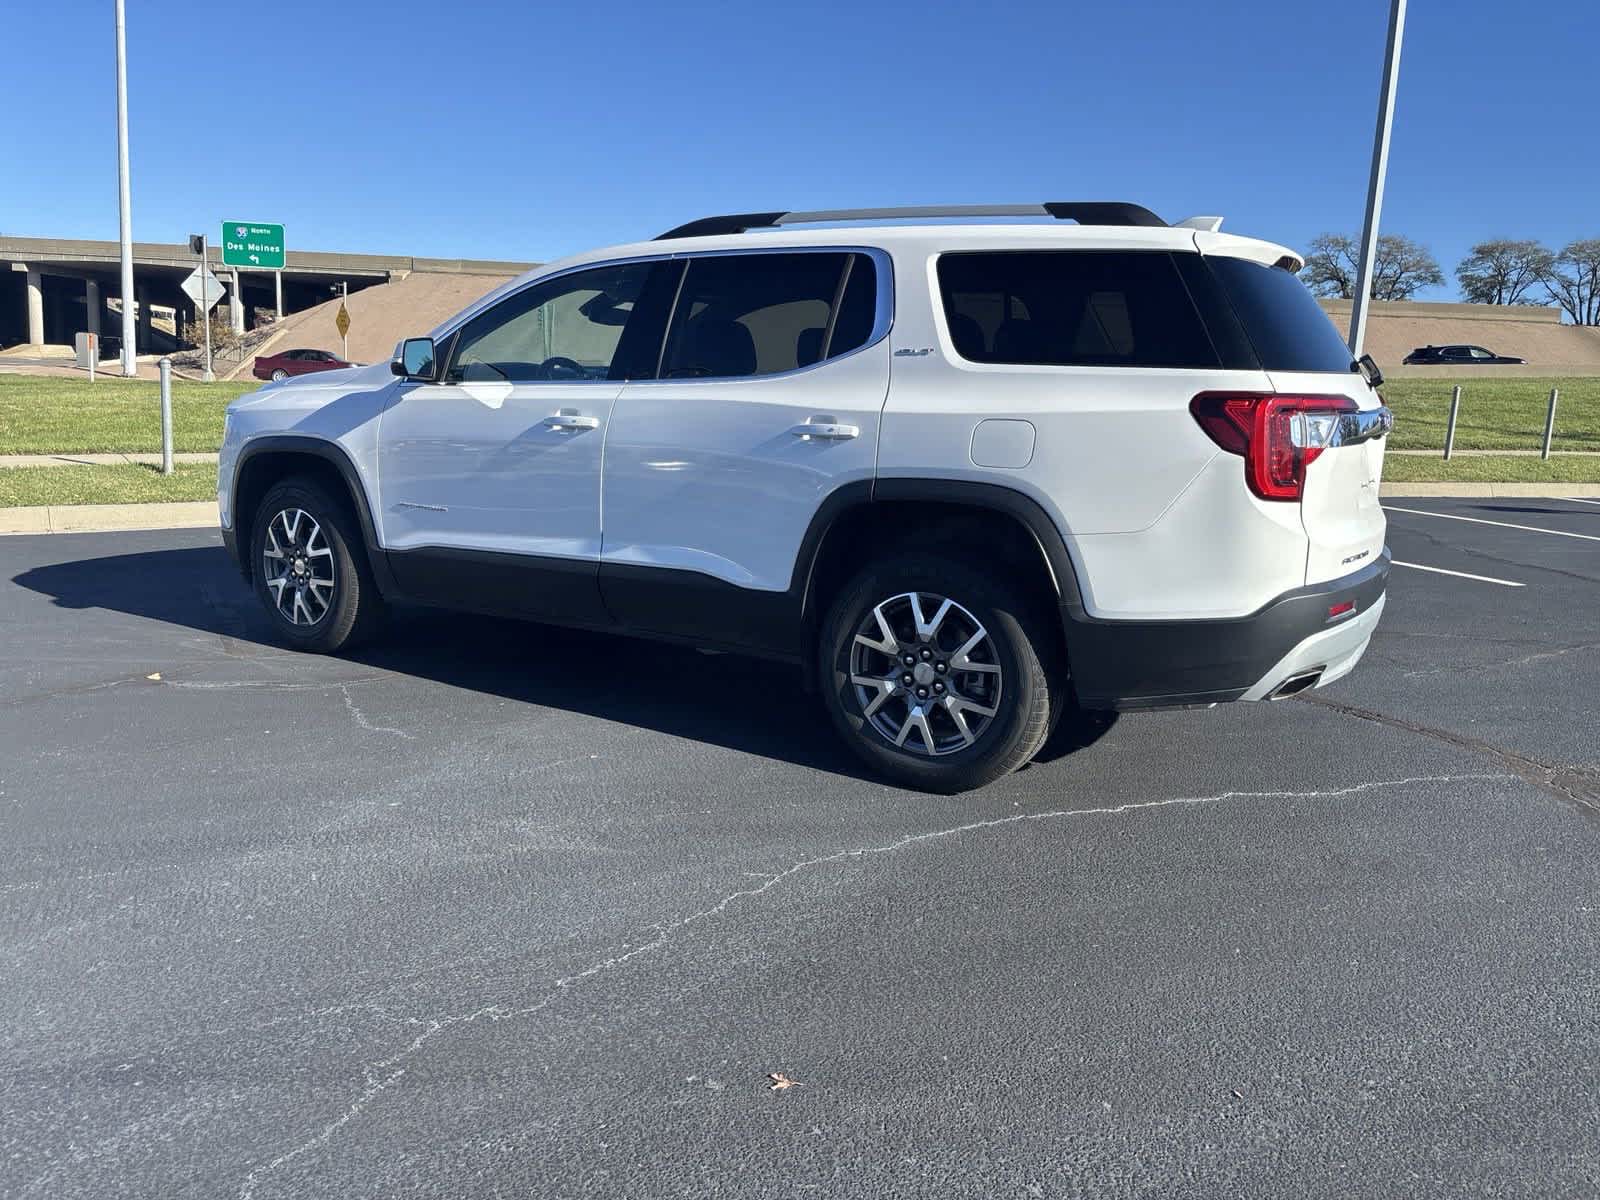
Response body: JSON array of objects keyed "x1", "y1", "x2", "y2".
[
  {"x1": 446, "y1": 262, "x2": 652, "y2": 383},
  {"x1": 937, "y1": 251, "x2": 1219, "y2": 369},
  {"x1": 658, "y1": 252, "x2": 878, "y2": 379}
]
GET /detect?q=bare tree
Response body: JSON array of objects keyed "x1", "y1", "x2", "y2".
[
  {"x1": 1300, "y1": 232, "x2": 1445, "y2": 301},
  {"x1": 1300, "y1": 234, "x2": 1359, "y2": 298},
  {"x1": 1456, "y1": 239, "x2": 1554, "y2": 306},
  {"x1": 1539, "y1": 238, "x2": 1600, "y2": 325}
]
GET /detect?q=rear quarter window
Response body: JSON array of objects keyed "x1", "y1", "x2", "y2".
[
  {"x1": 937, "y1": 251, "x2": 1221, "y2": 369},
  {"x1": 1205, "y1": 256, "x2": 1356, "y2": 374}
]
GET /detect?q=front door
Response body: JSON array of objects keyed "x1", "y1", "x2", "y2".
[{"x1": 376, "y1": 260, "x2": 654, "y2": 620}]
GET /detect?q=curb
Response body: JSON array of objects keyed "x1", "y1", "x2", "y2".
[
  {"x1": 0, "y1": 501, "x2": 218, "y2": 535},
  {"x1": 0, "y1": 452, "x2": 219, "y2": 469},
  {"x1": 1379, "y1": 483, "x2": 1600, "y2": 498}
]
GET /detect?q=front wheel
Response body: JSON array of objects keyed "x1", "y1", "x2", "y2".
[
  {"x1": 818, "y1": 554, "x2": 1056, "y2": 793},
  {"x1": 249, "y1": 477, "x2": 383, "y2": 653}
]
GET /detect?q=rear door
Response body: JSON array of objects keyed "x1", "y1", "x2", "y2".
[
  {"x1": 599, "y1": 249, "x2": 890, "y2": 646},
  {"x1": 1201, "y1": 246, "x2": 1388, "y2": 584}
]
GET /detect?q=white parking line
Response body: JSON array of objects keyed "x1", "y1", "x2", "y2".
[
  {"x1": 1391, "y1": 560, "x2": 1524, "y2": 588},
  {"x1": 1383, "y1": 506, "x2": 1600, "y2": 543}
]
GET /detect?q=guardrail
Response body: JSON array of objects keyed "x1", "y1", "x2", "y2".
[{"x1": 1435, "y1": 385, "x2": 1565, "y2": 460}]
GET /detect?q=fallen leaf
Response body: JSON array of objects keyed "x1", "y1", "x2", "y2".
[
  {"x1": 767, "y1": 1072, "x2": 800, "y2": 1091},
  {"x1": 146, "y1": 673, "x2": 162, "y2": 681}
]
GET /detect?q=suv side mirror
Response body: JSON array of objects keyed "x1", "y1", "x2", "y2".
[
  {"x1": 1356, "y1": 353, "x2": 1384, "y2": 388},
  {"x1": 392, "y1": 337, "x2": 439, "y2": 381}
]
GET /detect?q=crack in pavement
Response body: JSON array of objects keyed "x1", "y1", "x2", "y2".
[
  {"x1": 1391, "y1": 525, "x2": 1600, "y2": 587},
  {"x1": 1300, "y1": 694, "x2": 1600, "y2": 816},
  {"x1": 338, "y1": 684, "x2": 414, "y2": 741},
  {"x1": 1399, "y1": 640, "x2": 1600, "y2": 680},
  {"x1": 235, "y1": 771, "x2": 1511, "y2": 1199}
]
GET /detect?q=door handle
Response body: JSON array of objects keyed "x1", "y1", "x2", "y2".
[
  {"x1": 544, "y1": 412, "x2": 600, "y2": 432},
  {"x1": 789, "y1": 420, "x2": 859, "y2": 441}
]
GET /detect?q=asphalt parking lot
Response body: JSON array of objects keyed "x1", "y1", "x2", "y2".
[{"x1": 3, "y1": 498, "x2": 1598, "y2": 1199}]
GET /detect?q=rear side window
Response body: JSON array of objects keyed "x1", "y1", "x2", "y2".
[
  {"x1": 659, "y1": 252, "x2": 878, "y2": 379},
  {"x1": 1205, "y1": 256, "x2": 1355, "y2": 374},
  {"x1": 937, "y1": 251, "x2": 1220, "y2": 369}
]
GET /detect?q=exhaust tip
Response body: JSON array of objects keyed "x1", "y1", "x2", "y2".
[{"x1": 1269, "y1": 669, "x2": 1323, "y2": 700}]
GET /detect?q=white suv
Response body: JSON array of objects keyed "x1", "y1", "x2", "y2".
[{"x1": 219, "y1": 203, "x2": 1392, "y2": 791}]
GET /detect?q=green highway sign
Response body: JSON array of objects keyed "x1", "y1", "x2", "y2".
[{"x1": 221, "y1": 221, "x2": 285, "y2": 269}]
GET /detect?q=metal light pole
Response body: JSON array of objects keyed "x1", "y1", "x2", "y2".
[
  {"x1": 201, "y1": 235, "x2": 214, "y2": 382},
  {"x1": 1347, "y1": 0, "x2": 1407, "y2": 358},
  {"x1": 113, "y1": 0, "x2": 137, "y2": 377}
]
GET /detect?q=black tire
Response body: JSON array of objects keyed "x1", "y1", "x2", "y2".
[
  {"x1": 818, "y1": 553, "x2": 1056, "y2": 793},
  {"x1": 249, "y1": 476, "x2": 384, "y2": 653}
]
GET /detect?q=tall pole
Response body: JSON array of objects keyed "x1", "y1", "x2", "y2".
[
  {"x1": 201, "y1": 234, "x2": 214, "y2": 383},
  {"x1": 341, "y1": 280, "x2": 349, "y2": 362},
  {"x1": 114, "y1": 0, "x2": 137, "y2": 377},
  {"x1": 1347, "y1": 0, "x2": 1406, "y2": 358}
]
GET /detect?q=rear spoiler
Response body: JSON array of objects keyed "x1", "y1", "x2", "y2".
[{"x1": 1191, "y1": 230, "x2": 1305, "y2": 274}]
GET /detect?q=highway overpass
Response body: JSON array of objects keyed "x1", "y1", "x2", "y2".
[{"x1": 0, "y1": 236, "x2": 531, "y2": 355}]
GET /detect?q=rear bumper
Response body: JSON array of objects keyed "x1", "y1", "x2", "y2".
[{"x1": 1066, "y1": 549, "x2": 1390, "y2": 710}]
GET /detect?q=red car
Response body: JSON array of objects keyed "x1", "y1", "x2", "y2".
[{"x1": 253, "y1": 348, "x2": 351, "y2": 382}]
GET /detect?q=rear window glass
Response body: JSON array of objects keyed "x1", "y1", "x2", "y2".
[
  {"x1": 936, "y1": 251, "x2": 1220, "y2": 369},
  {"x1": 659, "y1": 252, "x2": 876, "y2": 379},
  {"x1": 1206, "y1": 256, "x2": 1355, "y2": 374}
]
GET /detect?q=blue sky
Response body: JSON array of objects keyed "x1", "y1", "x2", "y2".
[{"x1": 1, "y1": 0, "x2": 1594, "y2": 301}]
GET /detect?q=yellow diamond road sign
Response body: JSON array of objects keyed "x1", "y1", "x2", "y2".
[{"x1": 335, "y1": 303, "x2": 351, "y2": 339}]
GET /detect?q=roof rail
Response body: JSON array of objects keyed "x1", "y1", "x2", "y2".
[{"x1": 655, "y1": 202, "x2": 1167, "y2": 240}]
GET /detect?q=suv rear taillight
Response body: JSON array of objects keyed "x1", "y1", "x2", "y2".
[{"x1": 1190, "y1": 392, "x2": 1360, "y2": 502}]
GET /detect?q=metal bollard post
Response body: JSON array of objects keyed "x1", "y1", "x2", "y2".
[
  {"x1": 158, "y1": 357, "x2": 174, "y2": 476},
  {"x1": 1542, "y1": 387, "x2": 1559, "y2": 461},
  {"x1": 1443, "y1": 385, "x2": 1461, "y2": 460}
]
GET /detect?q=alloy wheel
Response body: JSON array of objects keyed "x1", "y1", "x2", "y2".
[
  {"x1": 849, "y1": 591, "x2": 1003, "y2": 755},
  {"x1": 262, "y1": 508, "x2": 336, "y2": 626}
]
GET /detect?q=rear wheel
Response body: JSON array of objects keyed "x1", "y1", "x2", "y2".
[
  {"x1": 818, "y1": 553, "x2": 1055, "y2": 792},
  {"x1": 249, "y1": 477, "x2": 383, "y2": 652},
  {"x1": 270, "y1": 368, "x2": 289, "y2": 382}
]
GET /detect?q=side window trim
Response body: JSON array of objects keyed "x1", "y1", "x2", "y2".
[
  {"x1": 819, "y1": 254, "x2": 856, "y2": 362},
  {"x1": 427, "y1": 245, "x2": 894, "y2": 385}
]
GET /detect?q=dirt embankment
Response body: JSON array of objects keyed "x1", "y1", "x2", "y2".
[
  {"x1": 1319, "y1": 299, "x2": 1600, "y2": 375},
  {"x1": 266, "y1": 271, "x2": 520, "y2": 365}
]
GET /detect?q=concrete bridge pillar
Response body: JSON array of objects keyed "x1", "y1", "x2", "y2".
[
  {"x1": 26, "y1": 269, "x2": 44, "y2": 346},
  {"x1": 86, "y1": 279, "x2": 101, "y2": 339},
  {"x1": 229, "y1": 270, "x2": 245, "y2": 334},
  {"x1": 136, "y1": 283, "x2": 151, "y2": 351}
]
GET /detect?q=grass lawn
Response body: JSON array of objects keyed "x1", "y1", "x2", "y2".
[
  {"x1": 1383, "y1": 376, "x2": 1600, "y2": 452},
  {"x1": 1383, "y1": 453, "x2": 1600, "y2": 484},
  {"x1": 0, "y1": 463, "x2": 217, "y2": 506},
  {"x1": 0, "y1": 375, "x2": 256, "y2": 455}
]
